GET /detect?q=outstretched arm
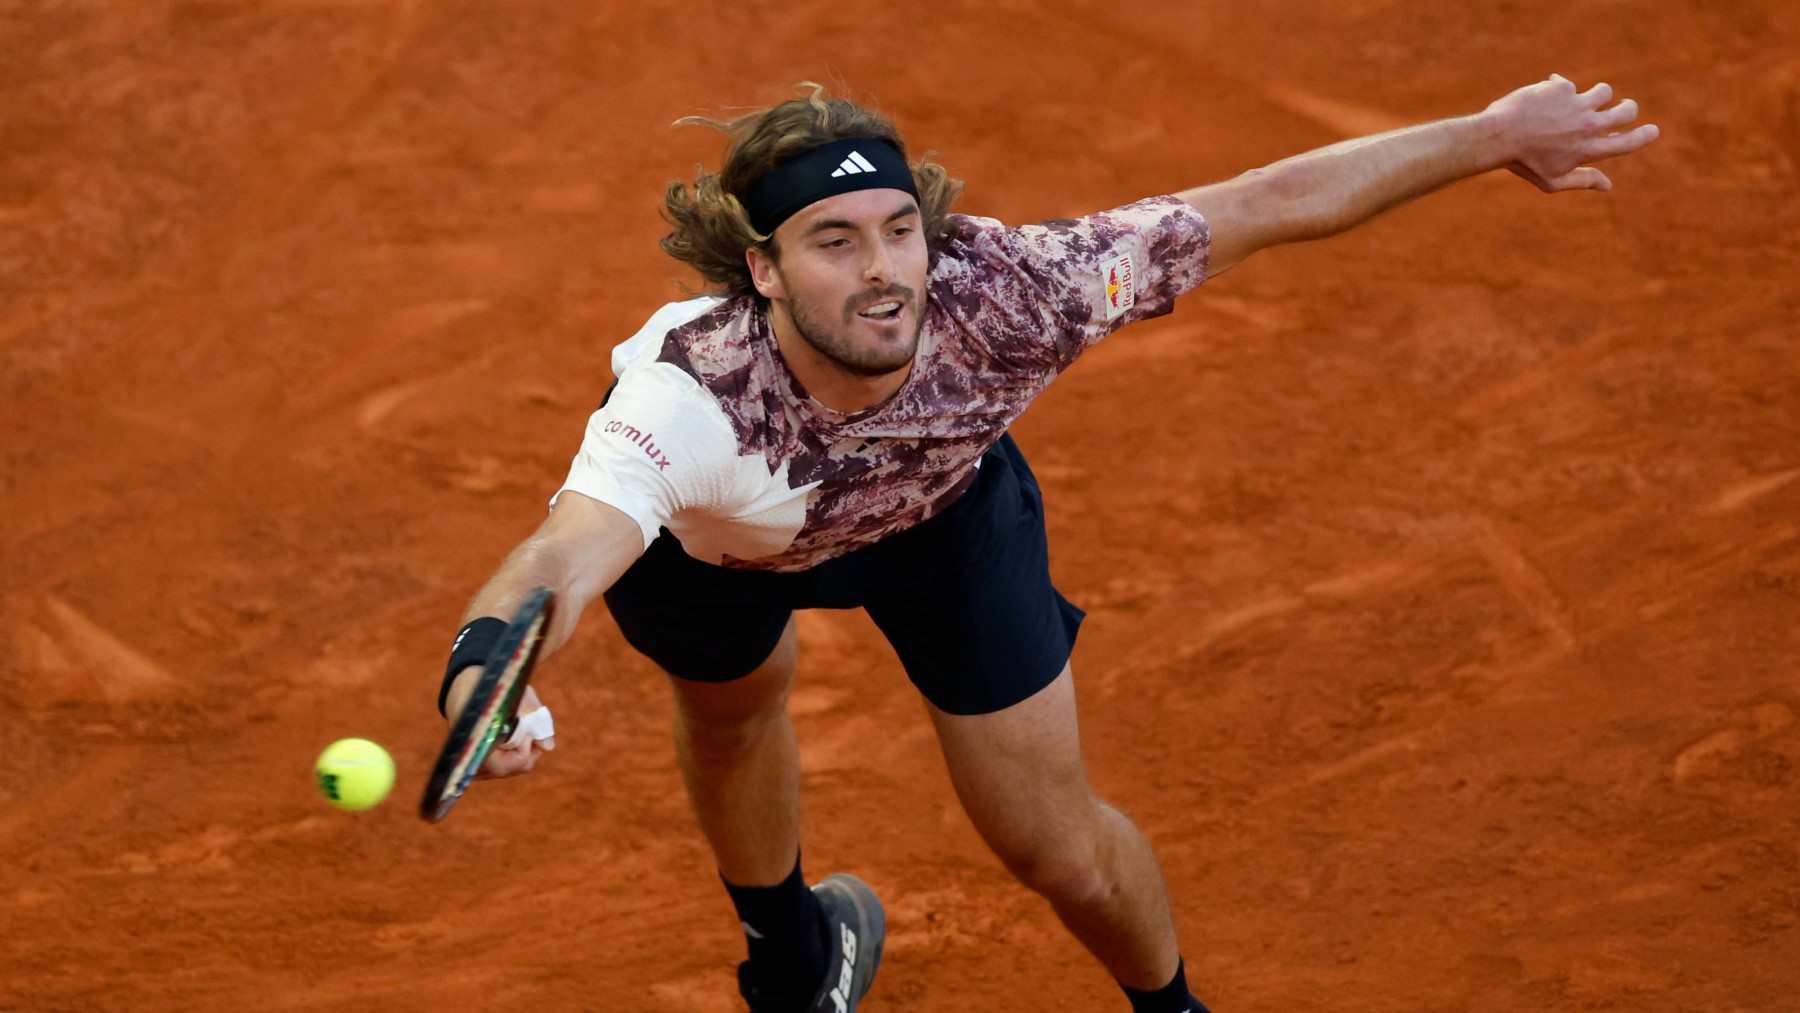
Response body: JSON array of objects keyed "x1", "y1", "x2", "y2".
[
  {"x1": 441, "y1": 490, "x2": 645, "y2": 777},
  {"x1": 454, "y1": 490, "x2": 642, "y2": 660},
  {"x1": 1180, "y1": 75, "x2": 1660, "y2": 276}
]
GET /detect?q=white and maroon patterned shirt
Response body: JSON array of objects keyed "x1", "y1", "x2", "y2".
[{"x1": 556, "y1": 195, "x2": 1210, "y2": 571}]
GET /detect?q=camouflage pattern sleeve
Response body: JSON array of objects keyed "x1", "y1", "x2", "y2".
[{"x1": 940, "y1": 195, "x2": 1210, "y2": 373}]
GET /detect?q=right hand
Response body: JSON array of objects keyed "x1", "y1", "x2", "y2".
[{"x1": 443, "y1": 668, "x2": 556, "y2": 780}]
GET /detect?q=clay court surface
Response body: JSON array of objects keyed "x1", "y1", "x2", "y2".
[{"x1": 4, "y1": 1, "x2": 1799, "y2": 1009}]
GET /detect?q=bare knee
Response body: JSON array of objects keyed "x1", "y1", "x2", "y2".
[
  {"x1": 995, "y1": 831, "x2": 1118, "y2": 908},
  {"x1": 677, "y1": 692, "x2": 788, "y2": 762}
]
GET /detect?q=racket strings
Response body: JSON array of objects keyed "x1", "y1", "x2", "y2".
[
  {"x1": 422, "y1": 588, "x2": 557, "y2": 822},
  {"x1": 438, "y1": 612, "x2": 548, "y2": 797}
]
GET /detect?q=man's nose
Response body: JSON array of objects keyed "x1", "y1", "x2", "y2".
[{"x1": 863, "y1": 239, "x2": 896, "y2": 283}]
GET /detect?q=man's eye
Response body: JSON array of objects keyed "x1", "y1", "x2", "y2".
[
  {"x1": 890, "y1": 227, "x2": 913, "y2": 238},
  {"x1": 821, "y1": 238, "x2": 849, "y2": 249}
]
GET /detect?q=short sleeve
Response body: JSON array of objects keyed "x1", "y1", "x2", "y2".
[
  {"x1": 553, "y1": 363, "x2": 739, "y2": 550},
  {"x1": 938, "y1": 195, "x2": 1210, "y2": 373}
]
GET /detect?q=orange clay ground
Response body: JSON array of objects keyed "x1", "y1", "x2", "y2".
[{"x1": 3, "y1": 2, "x2": 1798, "y2": 1010}]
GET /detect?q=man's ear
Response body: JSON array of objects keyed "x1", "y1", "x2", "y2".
[{"x1": 746, "y1": 244, "x2": 785, "y2": 302}]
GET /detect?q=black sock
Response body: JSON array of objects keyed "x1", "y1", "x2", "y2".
[
  {"x1": 721, "y1": 855, "x2": 827, "y2": 1003},
  {"x1": 1122, "y1": 958, "x2": 1211, "y2": 1013}
]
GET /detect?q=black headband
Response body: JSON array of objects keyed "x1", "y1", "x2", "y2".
[{"x1": 741, "y1": 138, "x2": 921, "y2": 237}]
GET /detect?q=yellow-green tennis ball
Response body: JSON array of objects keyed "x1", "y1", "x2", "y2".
[{"x1": 315, "y1": 738, "x2": 395, "y2": 811}]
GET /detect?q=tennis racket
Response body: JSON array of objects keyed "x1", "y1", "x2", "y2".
[{"x1": 420, "y1": 587, "x2": 557, "y2": 823}]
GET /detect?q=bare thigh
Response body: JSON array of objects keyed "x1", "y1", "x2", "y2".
[
  {"x1": 667, "y1": 617, "x2": 799, "y2": 737},
  {"x1": 927, "y1": 664, "x2": 1104, "y2": 888}
]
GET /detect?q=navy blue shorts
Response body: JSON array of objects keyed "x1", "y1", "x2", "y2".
[{"x1": 601, "y1": 433, "x2": 1084, "y2": 716}]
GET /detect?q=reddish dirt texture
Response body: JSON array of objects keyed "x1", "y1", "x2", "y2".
[{"x1": 4, "y1": 2, "x2": 1799, "y2": 1010}]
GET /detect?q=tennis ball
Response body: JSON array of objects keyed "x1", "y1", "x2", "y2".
[{"x1": 315, "y1": 738, "x2": 395, "y2": 811}]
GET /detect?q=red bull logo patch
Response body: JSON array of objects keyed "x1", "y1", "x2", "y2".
[{"x1": 1102, "y1": 253, "x2": 1135, "y2": 320}]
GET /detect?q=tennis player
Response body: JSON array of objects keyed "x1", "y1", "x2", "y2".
[{"x1": 438, "y1": 77, "x2": 1656, "y2": 1012}]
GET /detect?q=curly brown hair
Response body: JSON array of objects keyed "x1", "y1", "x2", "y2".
[{"x1": 660, "y1": 83, "x2": 963, "y2": 299}]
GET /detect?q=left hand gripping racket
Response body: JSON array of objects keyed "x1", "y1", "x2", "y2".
[{"x1": 420, "y1": 587, "x2": 557, "y2": 823}]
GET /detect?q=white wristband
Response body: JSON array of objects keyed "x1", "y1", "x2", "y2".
[{"x1": 506, "y1": 706, "x2": 555, "y2": 749}]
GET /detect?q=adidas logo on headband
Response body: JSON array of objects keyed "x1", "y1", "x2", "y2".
[
  {"x1": 742, "y1": 138, "x2": 922, "y2": 235},
  {"x1": 830, "y1": 150, "x2": 878, "y2": 177}
]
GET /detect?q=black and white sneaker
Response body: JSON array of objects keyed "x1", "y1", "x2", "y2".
[{"x1": 738, "y1": 873, "x2": 886, "y2": 1013}]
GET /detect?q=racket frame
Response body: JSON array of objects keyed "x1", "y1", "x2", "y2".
[{"x1": 419, "y1": 587, "x2": 557, "y2": 823}]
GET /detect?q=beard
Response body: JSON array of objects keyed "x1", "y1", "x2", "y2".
[{"x1": 782, "y1": 276, "x2": 922, "y2": 378}]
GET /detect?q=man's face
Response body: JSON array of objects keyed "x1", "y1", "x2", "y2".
[{"x1": 748, "y1": 188, "x2": 930, "y2": 378}]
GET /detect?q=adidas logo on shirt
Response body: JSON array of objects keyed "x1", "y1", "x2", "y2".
[{"x1": 830, "y1": 150, "x2": 878, "y2": 177}]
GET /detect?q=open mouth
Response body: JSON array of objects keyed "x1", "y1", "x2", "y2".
[{"x1": 856, "y1": 300, "x2": 904, "y2": 323}]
